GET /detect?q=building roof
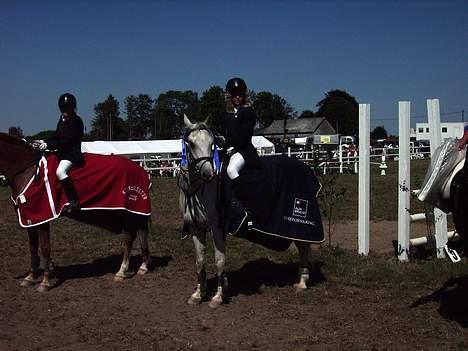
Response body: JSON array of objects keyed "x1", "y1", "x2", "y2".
[{"x1": 254, "y1": 117, "x2": 336, "y2": 137}]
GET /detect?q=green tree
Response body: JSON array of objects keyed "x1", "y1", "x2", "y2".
[
  {"x1": 124, "y1": 94, "x2": 154, "y2": 140},
  {"x1": 253, "y1": 91, "x2": 296, "y2": 128},
  {"x1": 371, "y1": 126, "x2": 388, "y2": 140},
  {"x1": 8, "y1": 126, "x2": 24, "y2": 138},
  {"x1": 200, "y1": 86, "x2": 225, "y2": 135},
  {"x1": 28, "y1": 130, "x2": 55, "y2": 141},
  {"x1": 316, "y1": 90, "x2": 358, "y2": 136},
  {"x1": 154, "y1": 90, "x2": 199, "y2": 139},
  {"x1": 90, "y1": 95, "x2": 127, "y2": 140},
  {"x1": 299, "y1": 110, "x2": 316, "y2": 118}
]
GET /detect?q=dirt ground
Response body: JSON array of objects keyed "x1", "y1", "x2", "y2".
[{"x1": 0, "y1": 184, "x2": 467, "y2": 351}]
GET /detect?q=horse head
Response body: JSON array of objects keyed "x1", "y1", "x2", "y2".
[
  {"x1": 183, "y1": 114, "x2": 216, "y2": 182},
  {"x1": 0, "y1": 133, "x2": 39, "y2": 193}
]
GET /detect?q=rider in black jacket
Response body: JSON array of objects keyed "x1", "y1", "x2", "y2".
[
  {"x1": 222, "y1": 77, "x2": 259, "y2": 235},
  {"x1": 41, "y1": 93, "x2": 84, "y2": 211}
]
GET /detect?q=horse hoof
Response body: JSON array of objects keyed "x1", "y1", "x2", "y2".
[
  {"x1": 187, "y1": 295, "x2": 202, "y2": 305},
  {"x1": 20, "y1": 279, "x2": 35, "y2": 287},
  {"x1": 208, "y1": 297, "x2": 222, "y2": 309},
  {"x1": 114, "y1": 275, "x2": 126, "y2": 282},
  {"x1": 137, "y1": 266, "x2": 148, "y2": 275},
  {"x1": 293, "y1": 282, "x2": 308, "y2": 290},
  {"x1": 37, "y1": 283, "x2": 49, "y2": 293}
]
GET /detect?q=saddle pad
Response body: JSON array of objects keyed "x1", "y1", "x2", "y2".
[{"x1": 12, "y1": 153, "x2": 151, "y2": 227}]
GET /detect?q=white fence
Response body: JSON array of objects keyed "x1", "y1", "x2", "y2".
[{"x1": 359, "y1": 98, "x2": 455, "y2": 260}]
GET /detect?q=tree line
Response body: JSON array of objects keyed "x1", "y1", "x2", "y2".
[{"x1": 11, "y1": 87, "x2": 388, "y2": 141}]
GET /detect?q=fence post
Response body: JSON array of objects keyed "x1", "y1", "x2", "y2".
[
  {"x1": 358, "y1": 104, "x2": 370, "y2": 255},
  {"x1": 398, "y1": 101, "x2": 411, "y2": 261},
  {"x1": 427, "y1": 98, "x2": 448, "y2": 258}
]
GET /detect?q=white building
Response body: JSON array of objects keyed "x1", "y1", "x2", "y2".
[{"x1": 415, "y1": 122, "x2": 464, "y2": 141}]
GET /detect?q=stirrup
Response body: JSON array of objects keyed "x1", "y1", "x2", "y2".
[{"x1": 228, "y1": 210, "x2": 251, "y2": 236}]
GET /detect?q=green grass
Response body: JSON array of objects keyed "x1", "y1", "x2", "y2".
[{"x1": 317, "y1": 158, "x2": 431, "y2": 222}]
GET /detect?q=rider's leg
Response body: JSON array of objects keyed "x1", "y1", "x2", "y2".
[
  {"x1": 56, "y1": 160, "x2": 80, "y2": 211},
  {"x1": 224, "y1": 153, "x2": 250, "y2": 235}
]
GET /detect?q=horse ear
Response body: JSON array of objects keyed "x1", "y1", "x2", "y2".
[{"x1": 184, "y1": 114, "x2": 194, "y2": 128}]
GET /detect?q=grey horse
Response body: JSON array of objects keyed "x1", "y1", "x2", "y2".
[{"x1": 178, "y1": 115, "x2": 314, "y2": 308}]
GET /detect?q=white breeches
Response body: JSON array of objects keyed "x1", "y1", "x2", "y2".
[
  {"x1": 56, "y1": 160, "x2": 73, "y2": 181},
  {"x1": 226, "y1": 152, "x2": 245, "y2": 180}
]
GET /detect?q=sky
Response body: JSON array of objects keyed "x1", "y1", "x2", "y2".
[{"x1": 1, "y1": 0, "x2": 466, "y2": 137}]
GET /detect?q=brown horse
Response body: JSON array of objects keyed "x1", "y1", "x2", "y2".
[{"x1": 0, "y1": 133, "x2": 151, "y2": 292}]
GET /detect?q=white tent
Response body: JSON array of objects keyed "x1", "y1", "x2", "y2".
[{"x1": 82, "y1": 136, "x2": 274, "y2": 157}]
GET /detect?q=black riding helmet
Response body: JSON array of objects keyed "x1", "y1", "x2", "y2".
[
  {"x1": 58, "y1": 93, "x2": 77, "y2": 114},
  {"x1": 226, "y1": 77, "x2": 247, "y2": 95}
]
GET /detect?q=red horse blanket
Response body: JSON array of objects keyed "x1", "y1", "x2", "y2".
[{"x1": 12, "y1": 153, "x2": 152, "y2": 228}]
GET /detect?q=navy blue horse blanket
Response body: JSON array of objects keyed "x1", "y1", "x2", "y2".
[{"x1": 232, "y1": 155, "x2": 324, "y2": 251}]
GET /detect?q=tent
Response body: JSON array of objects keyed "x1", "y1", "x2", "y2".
[{"x1": 82, "y1": 136, "x2": 274, "y2": 157}]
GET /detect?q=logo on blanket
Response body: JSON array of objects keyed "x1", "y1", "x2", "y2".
[
  {"x1": 122, "y1": 185, "x2": 148, "y2": 201},
  {"x1": 292, "y1": 198, "x2": 308, "y2": 218}
]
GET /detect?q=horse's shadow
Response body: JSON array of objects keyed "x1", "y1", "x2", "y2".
[
  {"x1": 48, "y1": 254, "x2": 172, "y2": 289},
  {"x1": 410, "y1": 275, "x2": 468, "y2": 328},
  {"x1": 208, "y1": 258, "x2": 325, "y2": 300}
]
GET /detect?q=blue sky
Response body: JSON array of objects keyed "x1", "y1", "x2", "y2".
[{"x1": 1, "y1": 0, "x2": 466, "y2": 137}]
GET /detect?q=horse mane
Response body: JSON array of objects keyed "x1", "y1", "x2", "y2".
[{"x1": 0, "y1": 133, "x2": 35, "y2": 152}]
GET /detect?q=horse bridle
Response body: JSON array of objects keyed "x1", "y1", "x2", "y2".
[
  {"x1": 178, "y1": 125, "x2": 220, "y2": 230},
  {"x1": 182, "y1": 126, "x2": 216, "y2": 177}
]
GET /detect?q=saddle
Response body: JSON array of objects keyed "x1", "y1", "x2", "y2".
[{"x1": 223, "y1": 155, "x2": 324, "y2": 251}]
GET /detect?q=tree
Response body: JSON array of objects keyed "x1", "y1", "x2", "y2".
[
  {"x1": 316, "y1": 90, "x2": 359, "y2": 136},
  {"x1": 253, "y1": 91, "x2": 296, "y2": 128},
  {"x1": 28, "y1": 130, "x2": 55, "y2": 142},
  {"x1": 200, "y1": 86, "x2": 225, "y2": 135},
  {"x1": 299, "y1": 110, "x2": 316, "y2": 118},
  {"x1": 371, "y1": 126, "x2": 388, "y2": 140},
  {"x1": 124, "y1": 94, "x2": 154, "y2": 140},
  {"x1": 8, "y1": 126, "x2": 24, "y2": 139},
  {"x1": 90, "y1": 95, "x2": 127, "y2": 140},
  {"x1": 154, "y1": 90, "x2": 199, "y2": 139}
]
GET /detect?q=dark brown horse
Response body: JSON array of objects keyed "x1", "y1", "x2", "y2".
[{"x1": 0, "y1": 133, "x2": 151, "y2": 292}]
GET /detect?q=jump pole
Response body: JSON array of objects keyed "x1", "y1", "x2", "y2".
[
  {"x1": 398, "y1": 101, "x2": 411, "y2": 261},
  {"x1": 427, "y1": 98, "x2": 448, "y2": 258},
  {"x1": 358, "y1": 104, "x2": 370, "y2": 255}
]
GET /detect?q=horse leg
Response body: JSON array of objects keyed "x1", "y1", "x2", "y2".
[
  {"x1": 136, "y1": 218, "x2": 150, "y2": 275},
  {"x1": 208, "y1": 224, "x2": 226, "y2": 309},
  {"x1": 114, "y1": 231, "x2": 136, "y2": 282},
  {"x1": 37, "y1": 224, "x2": 54, "y2": 292},
  {"x1": 21, "y1": 228, "x2": 41, "y2": 287},
  {"x1": 294, "y1": 242, "x2": 312, "y2": 290},
  {"x1": 188, "y1": 231, "x2": 207, "y2": 305}
]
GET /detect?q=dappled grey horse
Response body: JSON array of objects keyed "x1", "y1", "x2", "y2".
[{"x1": 178, "y1": 115, "x2": 314, "y2": 309}]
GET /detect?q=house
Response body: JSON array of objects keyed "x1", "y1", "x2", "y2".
[{"x1": 415, "y1": 122, "x2": 464, "y2": 141}]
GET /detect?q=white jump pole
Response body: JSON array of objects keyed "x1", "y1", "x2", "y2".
[
  {"x1": 398, "y1": 101, "x2": 411, "y2": 261},
  {"x1": 427, "y1": 98, "x2": 448, "y2": 258},
  {"x1": 358, "y1": 104, "x2": 370, "y2": 255}
]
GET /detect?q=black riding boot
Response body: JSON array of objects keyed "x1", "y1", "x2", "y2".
[
  {"x1": 61, "y1": 177, "x2": 80, "y2": 212},
  {"x1": 223, "y1": 177, "x2": 251, "y2": 236}
]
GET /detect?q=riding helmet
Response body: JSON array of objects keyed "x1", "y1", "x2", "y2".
[
  {"x1": 58, "y1": 93, "x2": 77, "y2": 113},
  {"x1": 226, "y1": 77, "x2": 247, "y2": 95}
]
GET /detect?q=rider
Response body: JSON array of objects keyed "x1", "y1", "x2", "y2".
[
  {"x1": 222, "y1": 77, "x2": 260, "y2": 235},
  {"x1": 39, "y1": 93, "x2": 84, "y2": 211}
]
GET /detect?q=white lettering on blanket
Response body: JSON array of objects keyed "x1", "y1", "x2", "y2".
[
  {"x1": 122, "y1": 185, "x2": 148, "y2": 201},
  {"x1": 283, "y1": 216, "x2": 316, "y2": 226}
]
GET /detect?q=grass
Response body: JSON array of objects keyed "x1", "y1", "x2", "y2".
[{"x1": 317, "y1": 158, "x2": 431, "y2": 222}]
